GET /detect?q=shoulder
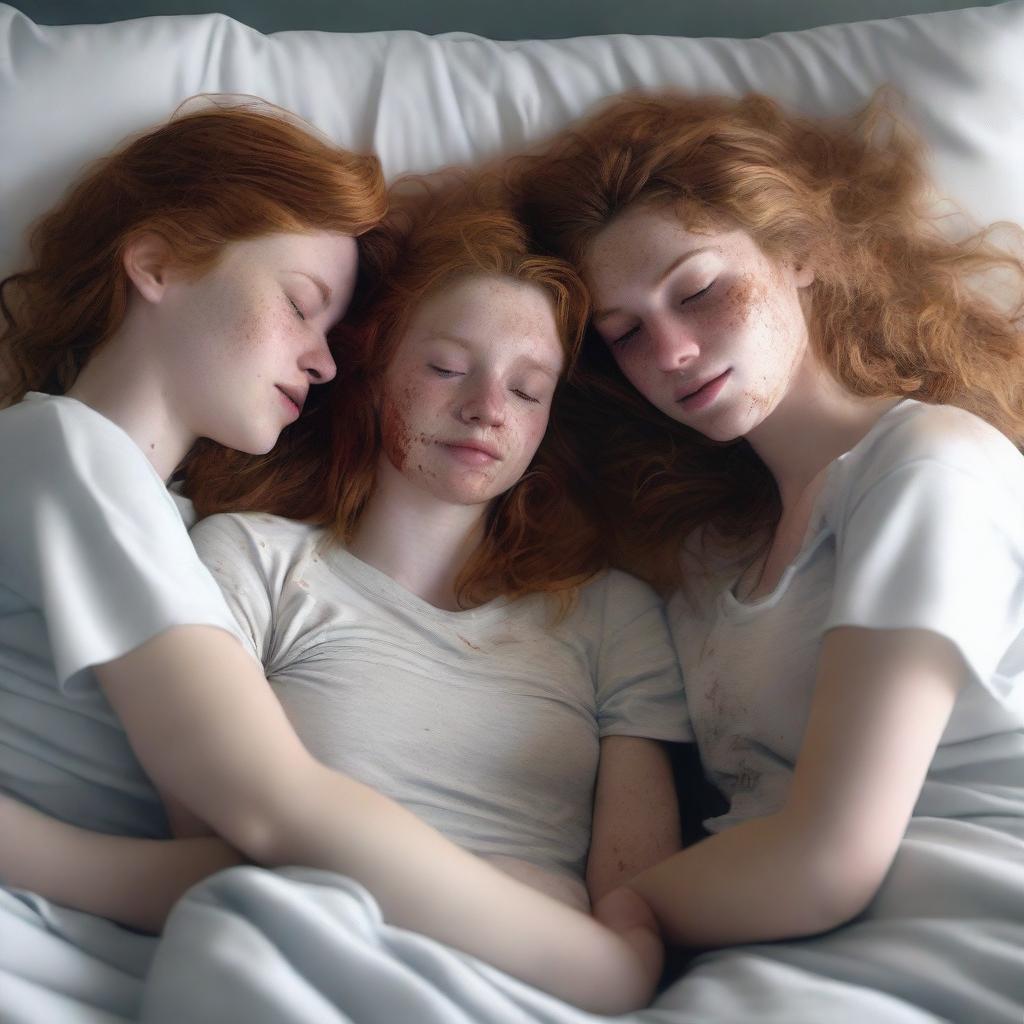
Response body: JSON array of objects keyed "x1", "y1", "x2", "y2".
[
  {"x1": 190, "y1": 511, "x2": 324, "y2": 574},
  {"x1": 0, "y1": 394, "x2": 182, "y2": 533},
  {"x1": 0, "y1": 393, "x2": 144, "y2": 478},
  {"x1": 0, "y1": 392, "x2": 79, "y2": 440},
  {"x1": 833, "y1": 400, "x2": 1024, "y2": 505},
  {"x1": 573, "y1": 568, "x2": 666, "y2": 631},
  {"x1": 191, "y1": 510, "x2": 322, "y2": 552}
]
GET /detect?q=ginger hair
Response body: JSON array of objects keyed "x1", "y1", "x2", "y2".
[
  {"x1": 1, "y1": 100, "x2": 386, "y2": 403},
  {"x1": 184, "y1": 174, "x2": 603, "y2": 608},
  {"x1": 509, "y1": 91, "x2": 1024, "y2": 587}
]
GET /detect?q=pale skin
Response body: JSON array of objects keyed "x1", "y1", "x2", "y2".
[
  {"x1": 582, "y1": 203, "x2": 967, "y2": 947},
  {"x1": 0, "y1": 266, "x2": 674, "y2": 1013}
]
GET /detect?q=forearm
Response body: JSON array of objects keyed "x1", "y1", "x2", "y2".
[
  {"x1": 0, "y1": 793, "x2": 243, "y2": 933},
  {"x1": 586, "y1": 737, "x2": 682, "y2": 904},
  {"x1": 99, "y1": 629, "x2": 661, "y2": 1013},
  {"x1": 231, "y1": 761, "x2": 661, "y2": 1015},
  {"x1": 620, "y1": 811, "x2": 869, "y2": 948}
]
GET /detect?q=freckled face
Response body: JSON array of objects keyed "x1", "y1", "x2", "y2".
[
  {"x1": 378, "y1": 274, "x2": 564, "y2": 508},
  {"x1": 583, "y1": 204, "x2": 814, "y2": 442},
  {"x1": 159, "y1": 231, "x2": 358, "y2": 454}
]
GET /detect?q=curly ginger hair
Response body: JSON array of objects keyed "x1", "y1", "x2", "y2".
[{"x1": 509, "y1": 91, "x2": 1024, "y2": 587}]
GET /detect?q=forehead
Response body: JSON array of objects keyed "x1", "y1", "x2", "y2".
[
  {"x1": 225, "y1": 230, "x2": 358, "y2": 272},
  {"x1": 400, "y1": 274, "x2": 565, "y2": 367},
  {"x1": 584, "y1": 205, "x2": 753, "y2": 288}
]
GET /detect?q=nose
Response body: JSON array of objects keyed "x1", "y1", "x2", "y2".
[
  {"x1": 648, "y1": 315, "x2": 700, "y2": 373},
  {"x1": 457, "y1": 375, "x2": 506, "y2": 428},
  {"x1": 301, "y1": 334, "x2": 338, "y2": 385}
]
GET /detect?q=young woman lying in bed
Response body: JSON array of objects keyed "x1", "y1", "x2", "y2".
[
  {"x1": 0, "y1": 115, "x2": 677, "y2": 1014},
  {"x1": 509, "y1": 90, "x2": 1024, "y2": 1011}
]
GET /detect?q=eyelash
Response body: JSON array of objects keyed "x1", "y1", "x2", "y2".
[
  {"x1": 288, "y1": 297, "x2": 306, "y2": 322},
  {"x1": 610, "y1": 281, "x2": 716, "y2": 349},
  {"x1": 430, "y1": 366, "x2": 539, "y2": 404}
]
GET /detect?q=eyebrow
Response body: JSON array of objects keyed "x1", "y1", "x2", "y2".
[
  {"x1": 288, "y1": 270, "x2": 333, "y2": 306},
  {"x1": 593, "y1": 246, "x2": 712, "y2": 322},
  {"x1": 430, "y1": 333, "x2": 561, "y2": 378}
]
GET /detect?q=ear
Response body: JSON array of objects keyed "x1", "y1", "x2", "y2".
[
  {"x1": 792, "y1": 259, "x2": 815, "y2": 289},
  {"x1": 122, "y1": 232, "x2": 175, "y2": 304}
]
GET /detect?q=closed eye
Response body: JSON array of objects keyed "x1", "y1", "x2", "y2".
[
  {"x1": 288, "y1": 297, "x2": 306, "y2": 322},
  {"x1": 609, "y1": 282, "x2": 715, "y2": 349},
  {"x1": 429, "y1": 364, "x2": 463, "y2": 378},
  {"x1": 684, "y1": 282, "x2": 715, "y2": 305},
  {"x1": 512, "y1": 389, "x2": 540, "y2": 404},
  {"x1": 610, "y1": 324, "x2": 641, "y2": 349}
]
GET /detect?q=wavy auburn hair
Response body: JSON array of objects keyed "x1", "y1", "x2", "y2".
[
  {"x1": 185, "y1": 174, "x2": 603, "y2": 608},
  {"x1": 509, "y1": 91, "x2": 1024, "y2": 587},
  {"x1": 1, "y1": 99, "x2": 386, "y2": 404}
]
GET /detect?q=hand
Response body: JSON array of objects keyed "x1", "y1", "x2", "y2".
[
  {"x1": 594, "y1": 884, "x2": 665, "y2": 994},
  {"x1": 0, "y1": 791, "x2": 52, "y2": 887}
]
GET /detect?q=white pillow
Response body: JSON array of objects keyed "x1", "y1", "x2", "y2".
[{"x1": 2, "y1": 2, "x2": 1023, "y2": 278}]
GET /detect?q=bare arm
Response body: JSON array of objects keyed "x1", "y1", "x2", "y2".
[
  {"x1": 0, "y1": 792, "x2": 243, "y2": 932},
  {"x1": 586, "y1": 736, "x2": 681, "y2": 904},
  {"x1": 96, "y1": 625, "x2": 662, "y2": 1014},
  {"x1": 597, "y1": 627, "x2": 965, "y2": 948}
]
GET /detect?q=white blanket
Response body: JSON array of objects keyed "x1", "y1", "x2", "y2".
[
  {"x1": 139, "y1": 817, "x2": 1023, "y2": 1023},
  {"x1": 6, "y1": 816, "x2": 1019, "y2": 1024}
]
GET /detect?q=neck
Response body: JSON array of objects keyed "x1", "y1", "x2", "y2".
[
  {"x1": 347, "y1": 459, "x2": 489, "y2": 611},
  {"x1": 745, "y1": 353, "x2": 902, "y2": 510},
  {"x1": 66, "y1": 318, "x2": 195, "y2": 482}
]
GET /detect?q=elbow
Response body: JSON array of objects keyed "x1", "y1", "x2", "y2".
[
  {"x1": 193, "y1": 769, "x2": 311, "y2": 867},
  {"x1": 222, "y1": 809, "x2": 286, "y2": 867},
  {"x1": 794, "y1": 846, "x2": 890, "y2": 936},
  {"x1": 208, "y1": 759, "x2": 369, "y2": 868}
]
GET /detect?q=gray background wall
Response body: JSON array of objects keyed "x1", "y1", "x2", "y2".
[{"x1": 7, "y1": 1, "x2": 1005, "y2": 39}]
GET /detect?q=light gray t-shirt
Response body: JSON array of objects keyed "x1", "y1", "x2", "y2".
[
  {"x1": 0, "y1": 393, "x2": 246, "y2": 837},
  {"x1": 192, "y1": 511, "x2": 689, "y2": 900},
  {"x1": 670, "y1": 400, "x2": 1024, "y2": 836}
]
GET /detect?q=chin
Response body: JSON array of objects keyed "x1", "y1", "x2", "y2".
[
  {"x1": 432, "y1": 478, "x2": 503, "y2": 506},
  {"x1": 450, "y1": 487, "x2": 501, "y2": 507},
  {"x1": 234, "y1": 432, "x2": 278, "y2": 457}
]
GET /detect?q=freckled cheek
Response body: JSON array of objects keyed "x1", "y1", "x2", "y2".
[
  {"x1": 379, "y1": 388, "x2": 416, "y2": 471},
  {"x1": 224, "y1": 296, "x2": 288, "y2": 356},
  {"x1": 738, "y1": 285, "x2": 804, "y2": 417},
  {"x1": 713, "y1": 275, "x2": 759, "y2": 336},
  {"x1": 510, "y1": 415, "x2": 550, "y2": 468}
]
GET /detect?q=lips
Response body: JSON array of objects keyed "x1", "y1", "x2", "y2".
[
  {"x1": 674, "y1": 371, "x2": 723, "y2": 403},
  {"x1": 440, "y1": 439, "x2": 502, "y2": 460},
  {"x1": 674, "y1": 369, "x2": 730, "y2": 405},
  {"x1": 276, "y1": 384, "x2": 306, "y2": 414}
]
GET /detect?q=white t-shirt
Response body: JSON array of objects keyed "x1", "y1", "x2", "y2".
[
  {"x1": 191, "y1": 511, "x2": 689, "y2": 904},
  {"x1": 0, "y1": 393, "x2": 246, "y2": 837},
  {"x1": 670, "y1": 400, "x2": 1024, "y2": 834}
]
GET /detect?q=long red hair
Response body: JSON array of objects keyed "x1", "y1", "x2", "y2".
[
  {"x1": 185, "y1": 174, "x2": 604, "y2": 607},
  {"x1": 1, "y1": 99, "x2": 386, "y2": 403},
  {"x1": 509, "y1": 91, "x2": 1024, "y2": 587}
]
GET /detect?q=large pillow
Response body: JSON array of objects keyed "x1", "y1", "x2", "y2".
[{"x1": 2, "y1": 1, "x2": 1023, "y2": 278}]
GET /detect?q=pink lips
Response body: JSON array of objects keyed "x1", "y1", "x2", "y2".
[
  {"x1": 276, "y1": 385, "x2": 304, "y2": 420},
  {"x1": 677, "y1": 369, "x2": 731, "y2": 411},
  {"x1": 441, "y1": 441, "x2": 501, "y2": 466}
]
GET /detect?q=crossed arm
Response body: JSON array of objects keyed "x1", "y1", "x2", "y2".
[
  {"x1": 596, "y1": 626, "x2": 966, "y2": 947},
  {"x1": 0, "y1": 625, "x2": 676, "y2": 1014}
]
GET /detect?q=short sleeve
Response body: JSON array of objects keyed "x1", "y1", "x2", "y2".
[
  {"x1": 593, "y1": 571, "x2": 690, "y2": 741},
  {"x1": 825, "y1": 457, "x2": 1024, "y2": 704},
  {"x1": 189, "y1": 514, "x2": 275, "y2": 665},
  {"x1": 0, "y1": 398, "x2": 247, "y2": 692}
]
